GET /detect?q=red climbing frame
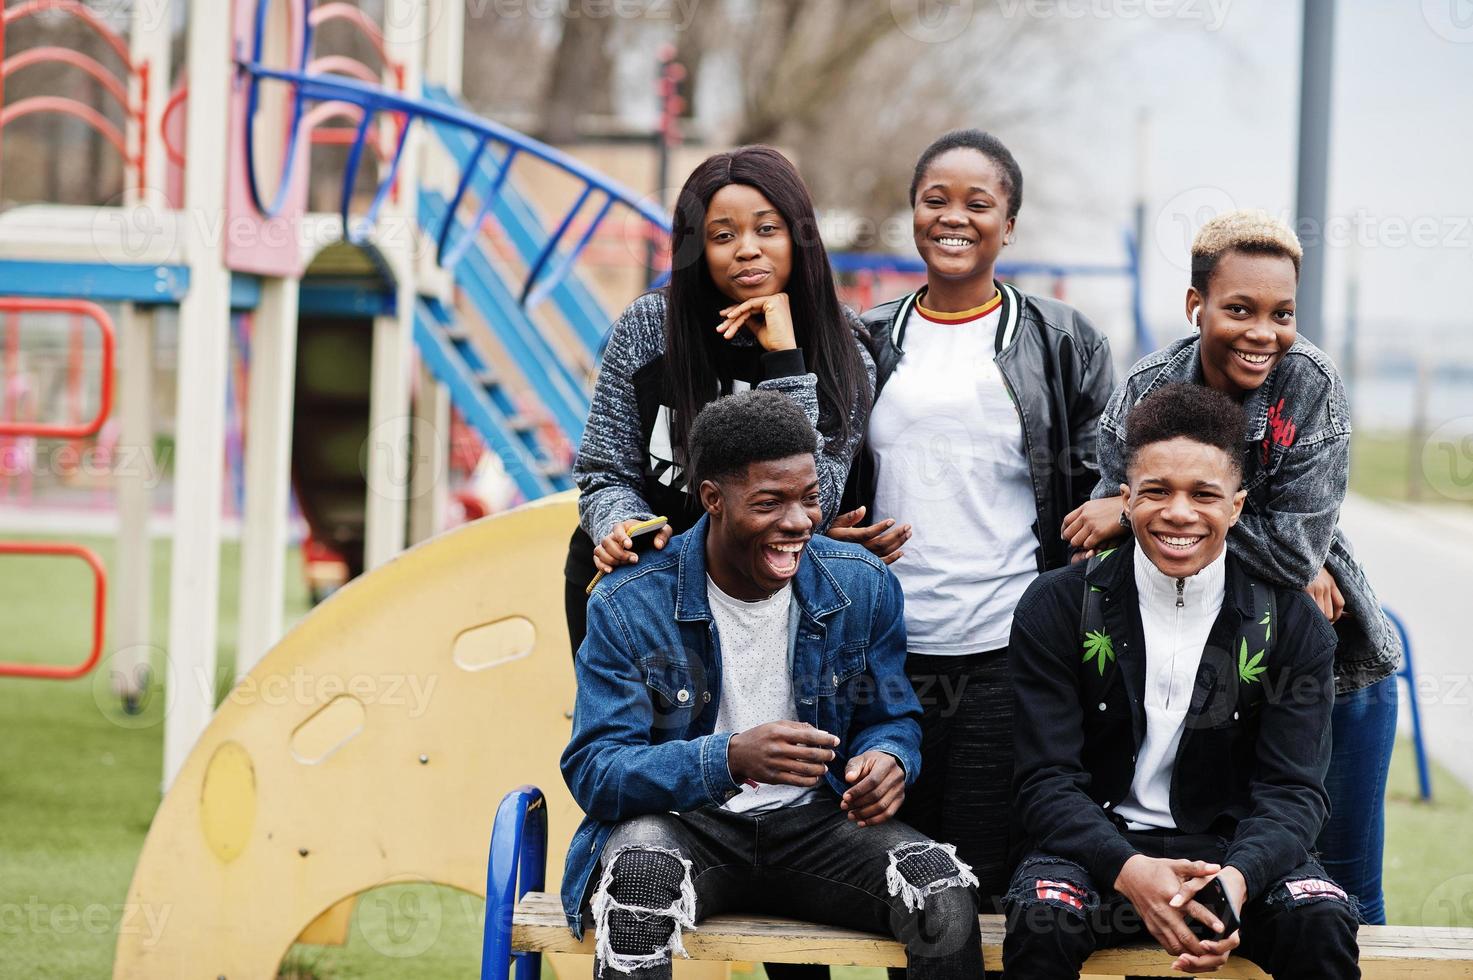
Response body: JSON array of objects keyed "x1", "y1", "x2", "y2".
[
  {"x1": 0, "y1": 299, "x2": 114, "y2": 680},
  {"x1": 0, "y1": 0, "x2": 151, "y2": 196},
  {"x1": 0, "y1": 299, "x2": 114, "y2": 439},
  {"x1": 0, "y1": 541, "x2": 106, "y2": 680}
]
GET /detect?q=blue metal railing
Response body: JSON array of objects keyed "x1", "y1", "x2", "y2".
[
  {"x1": 829, "y1": 232, "x2": 1151, "y2": 356},
  {"x1": 1386, "y1": 607, "x2": 1432, "y2": 802},
  {"x1": 421, "y1": 87, "x2": 614, "y2": 355},
  {"x1": 238, "y1": 3, "x2": 669, "y2": 306},
  {"x1": 480, "y1": 786, "x2": 548, "y2": 980},
  {"x1": 412, "y1": 297, "x2": 571, "y2": 498},
  {"x1": 419, "y1": 189, "x2": 590, "y2": 441}
]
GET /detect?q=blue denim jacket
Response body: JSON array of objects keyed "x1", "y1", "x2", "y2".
[
  {"x1": 1093, "y1": 336, "x2": 1400, "y2": 693},
  {"x1": 559, "y1": 514, "x2": 922, "y2": 935}
]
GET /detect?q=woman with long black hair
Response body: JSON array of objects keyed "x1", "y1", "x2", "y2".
[
  {"x1": 563, "y1": 145, "x2": 873, "y2": 653},
  {"x1": 832, "y1": 129, "x2": 1116, "y2": 925}
]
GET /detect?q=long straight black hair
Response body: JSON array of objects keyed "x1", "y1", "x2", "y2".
[{"x1": 662, "y1": 145, "x2": 868, "y2": 469}]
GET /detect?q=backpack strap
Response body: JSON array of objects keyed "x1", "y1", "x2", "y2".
[
  {"x1": 1078, "y1": 551, "x2": 1110, "y2": 658},
  {"x1": 1237, "y1": 577, "x2": 1278, "y2": 675}
]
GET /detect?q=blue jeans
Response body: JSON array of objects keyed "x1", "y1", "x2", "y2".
[{"x1": 1318, "y1": 673, "x2": 1398, "y2": 924}]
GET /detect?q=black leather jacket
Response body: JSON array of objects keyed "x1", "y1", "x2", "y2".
[{"x1": 842, "y1": 282, "x2": 1116, "y2": 571}]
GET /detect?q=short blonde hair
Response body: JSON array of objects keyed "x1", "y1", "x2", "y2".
[{"x1": 1190, "y1": 209, "x2": 1303, "y2": 294}]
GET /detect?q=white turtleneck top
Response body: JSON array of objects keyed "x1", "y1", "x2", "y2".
[{"x1": 1115, "y1": 544, "x2": 1228, "y2": 831}]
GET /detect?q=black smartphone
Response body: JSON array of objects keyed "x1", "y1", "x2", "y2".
[
  {"x1": 1187, "y1": 877, "x2": 1242, "y2": 940},
  {"x1": 586, "y1": 517, "x2": 669, "y2": 595}
]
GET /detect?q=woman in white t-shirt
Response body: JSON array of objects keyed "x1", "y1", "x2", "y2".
[{"x1": 831, "y1": 130, "x2": 1115, "y2": 914}]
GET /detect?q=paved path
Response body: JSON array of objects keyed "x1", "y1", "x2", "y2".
[{"x1": 1340, "y1": 495, "x2": 1473, "y2": 791}]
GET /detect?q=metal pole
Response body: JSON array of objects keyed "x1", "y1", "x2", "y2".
[
  {"x1": 113, "y1": 0, "x2": 175, "y2": 713},
  {"x1": 363, "y1": 0, "x2": 426, "y2": 570},
  {"x1": 646, "y1": 48, "x2": 683, "y2": 288},
  {"x1": 1132, "y1": 108, "x2": 1150, "y2": 359},
  {"x1": 164, "y1": 0, "x2": 235, "y2": 790},
  {"x1": 1294, "y1": 0, "x2": 1336, "y2": 347}
]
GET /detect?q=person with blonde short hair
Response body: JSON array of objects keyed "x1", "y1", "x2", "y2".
[{"x1": 1061, "y1": 208, "x2": 1401, "y2": 924}]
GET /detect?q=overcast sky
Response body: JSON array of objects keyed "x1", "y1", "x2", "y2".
[{"x1": 985, "y1": 0, "x2": 1472, "y2": 361}]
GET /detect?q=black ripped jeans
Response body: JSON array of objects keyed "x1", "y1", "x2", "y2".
[
  {"x1": 587, "y1": 792, "x2": 982, "y2": 980},
  {"x1": 1002, "y1": 829, "x2": 1361, "y2": 979}
]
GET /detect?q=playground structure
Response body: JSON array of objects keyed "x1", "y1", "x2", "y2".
[
  {"x1": 11, "y1": 2, "x2": 1433, "y2": 977},
  {"x1": 0, "y1": 1, "x2": 688, "y2": 974}
]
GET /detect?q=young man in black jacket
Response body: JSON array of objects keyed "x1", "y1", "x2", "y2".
[{"x1": 1004, "y1": 383, "x2": 1359, "y2": 978}]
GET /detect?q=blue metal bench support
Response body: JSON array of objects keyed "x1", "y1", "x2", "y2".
[
  {"x1": 481, "y1": 786, "x2": 549, "y2": 980},
  {"x1": 1386, "y1": 607, "x2": 1432, "y2": 802}
]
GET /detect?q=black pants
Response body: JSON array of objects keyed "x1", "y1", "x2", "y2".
[
  {"x1": 587, "y1": 794, "x2": 982, "y2": 980},
  {"x1": 565, "y1": 576, "x2": 589, "y2": 657},
  {"x1": 898, "y1": 649, "x2": 1015, "y2": 911},
  {"x1": 1002, "y1": 830, "x2": 1361, "y2": 979}
]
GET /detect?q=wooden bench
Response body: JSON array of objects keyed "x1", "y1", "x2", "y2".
[
  {"x1": 480, "y1": 789, "x2": 1473, "y2": 979},
  {"x1": 510, "y1": 891, "x2": 1473, "y2": 979}
]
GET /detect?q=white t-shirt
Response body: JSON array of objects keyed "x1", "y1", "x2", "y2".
[
  {"x1": 707, "y1": 576, "x2": 818, "y2": 813},
  {"x1": 1116, "y1": 545, "x2": 1228, "y2": 830},
  {"x1": 868, "y1": 300, "x2": 1040, "y2": 653}
]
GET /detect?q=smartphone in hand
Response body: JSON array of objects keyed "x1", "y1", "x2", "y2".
[
  {"x1": 586, "y1": 517, "x2": 669, "y2": 595},
  {"x1": 1187, "y1": 877, "x2": 1242, "y2": 940}
]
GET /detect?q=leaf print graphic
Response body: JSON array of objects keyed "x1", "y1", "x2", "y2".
[
  {"x1": 1260, "y1": 609, "x2": 1272, "y2": 643},
  {"x1": 1083, "y1": 629, "x2": 1116, "y2": 676},
  {"x1": 1238, "y1": 637, "x2": 1267, "y2": 684}
]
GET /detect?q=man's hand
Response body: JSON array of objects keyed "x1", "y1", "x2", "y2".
[
  {"x1": 1168, "y1": 866, "x2": 1246, "y2": 974},
  {"x1": 840, "y1": 751, "x2": 905, "y2": 826},
  {"x1": 827, "y1": 506, "x2": 911, "y2": 564},
  {"x1": 1113, "y1": 855, "x2": 1220, "y2": 958},
  {"x1": 1061, "y1": 495, "x2": 1130, "y2": 552},
  {"x1": 593, "y1": 519, "x2": 673, "y2": 575},
  {"x1": 728, "y1": 722, "x2": 838, "y2": 787},
  {"x1": 1304, "y1": 566, "x2": 1345, "y2": 623}
]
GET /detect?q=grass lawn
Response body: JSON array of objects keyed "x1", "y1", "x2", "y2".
[
  {"x1": 1, "y1": 532, "x2": 1470, "y2": 977},
  {"x1": 1351, "y1": 430, "x2": 1473, "y2": 506}
]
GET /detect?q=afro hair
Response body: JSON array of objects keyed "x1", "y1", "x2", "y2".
[
  {"x1": 1124, "y1": 383, "x2": 1247, "y2": 484},
  {"x1": 688, "y1": 389, "x2": 818, "y2": 487}
]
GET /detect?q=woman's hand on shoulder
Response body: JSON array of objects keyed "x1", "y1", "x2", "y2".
[
  {"x1": 718, "y1": 293, "x2": 796, "y2": 352},
  {"x1": 1062, "y1": 495, "x2": 1130, "y2": 551},
  {"x1": 826, "y1": 506, "x2": 911, "y2": 564},
  {"x1": 593, "y1": 518, "x2": 673, "y2": 575}
]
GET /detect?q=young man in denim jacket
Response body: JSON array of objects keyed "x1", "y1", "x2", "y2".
[
  {"x1": 1005, "y1": 384, "x2": 1359, "y2": 978},
  {"x1": 560, "y1": 390, "x2": 984, "y2": 980}
]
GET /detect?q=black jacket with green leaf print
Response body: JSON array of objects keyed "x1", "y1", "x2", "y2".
[
  {"x1": 1092, "y1": 335, "x2": 1398, "y2": 695},
  {"x1": 1009, "y1": 538, "x2": 1338, "y2": 902}
]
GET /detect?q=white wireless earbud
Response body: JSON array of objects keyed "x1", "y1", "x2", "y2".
[{"x1": 1191, "y1": 307, "x2": 1200, "y2": 330}]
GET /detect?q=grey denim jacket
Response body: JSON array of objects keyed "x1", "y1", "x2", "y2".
[{"x1": 1092, "y1": 336, "x2": 1400, "y2": 694}]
